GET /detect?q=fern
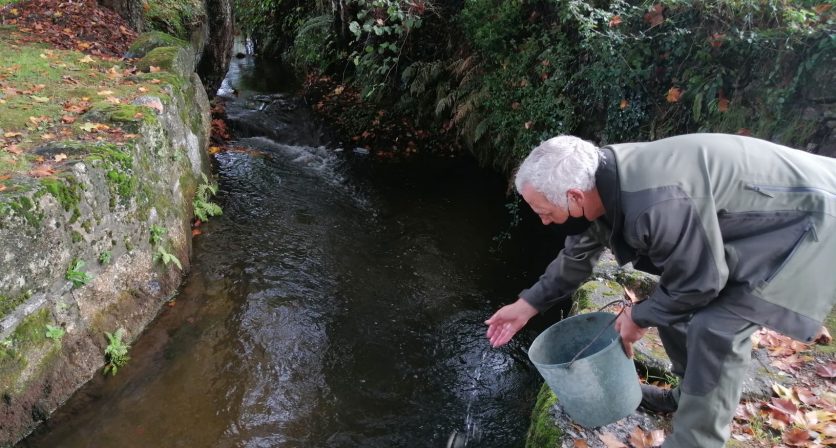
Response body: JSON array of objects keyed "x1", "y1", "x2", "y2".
[{"x1": 154, "y1": 246, "x2": 183, "y2": 270}]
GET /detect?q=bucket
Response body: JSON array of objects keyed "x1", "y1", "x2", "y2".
[{"x1": 528, "y1": 312, "x2": 641, "y2": 428}]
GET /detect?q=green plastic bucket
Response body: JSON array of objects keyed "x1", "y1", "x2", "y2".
[{"x1": 528, "y1": 312, "x2": 641, "y2": 428}]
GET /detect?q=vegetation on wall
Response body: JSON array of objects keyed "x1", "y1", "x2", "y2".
[{"x1": 234, "y1": 0, "x2": 833, "y2": 172}]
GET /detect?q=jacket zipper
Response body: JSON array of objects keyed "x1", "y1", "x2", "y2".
[
  {"x1": 765, "y1": 223, "x2": 813, "y2": 283},
  {"x1": 746, "y1": 184, "x2": 836, "y2": 199}
]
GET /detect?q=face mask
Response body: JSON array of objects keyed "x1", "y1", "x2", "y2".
[{"x1": 561, "y1": 217, "x2": 593, "y2": 235}]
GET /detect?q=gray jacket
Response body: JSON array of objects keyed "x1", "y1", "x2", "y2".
[{"x1": 520, "y1": 134, "x2": 836, "y2": 342}]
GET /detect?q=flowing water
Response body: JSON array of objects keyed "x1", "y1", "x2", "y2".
[{"x1": 20, "y1": 48, "x2": 559, "y2": 448}]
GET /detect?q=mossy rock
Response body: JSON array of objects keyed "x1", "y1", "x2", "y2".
[
  {"x1": 135, "y1": 46, "x2": 195, "y2": 79},
  {"x1": 82, "y1": 103, "x2": 159, "y2": 131},
  {"x1": 127, "y1": 31, "x2": 189, "y2": 59},
  {"x1": 525, "y1": 383, "x2": 561, "y2": 448}
]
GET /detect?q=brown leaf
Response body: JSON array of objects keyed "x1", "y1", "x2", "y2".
[
  {"x1": 648, "y1": 430, "x2": 665, "y2": 446},
  {"x1": 629, "y1": 427, "x2": 650, "y2": 448},
  {"x1": 598, "y1": 432, "x2": 627, "y2": 448},
  {"x1": 61, "y1": 115, "x2": 76, "y2": 124},
  {"x1": 609, "y1": 15, "x2": 623, "y2": 27},
  {"x1": 815, "y1": 362, "x2": 836, "y2": 378},
  {"x1": 4, "y1": 131, "x2": 22, "y2": 138},
  {"x1": 29, "y1": 165, "x2": 56, "y2": 177},
  {"x1": 0, "y1": 184, "x2": 6, "y2": 192},
  {"x1": 149, "y1": 65, "x2": 161, "y2": 73},
  {"x1": 192, "y1": 228, "x2": 202, "y2": 236},
  {"x1": 717, "y1": 92, "x2": 729, "y2": 113},
  {"x1": 665, "y1": 87, "x2": 683, "y2": 103},
  {"x1": 782, "y1": 427, "x2": 812, "y2": 446},
  {"x1": 619, "y1": 99, "x2": 629, "y2": 110},
  {"x1": 643, "y1": 4, "x2": 665, "y2": 27},
  {"x1": 53, "y1": 153, "x2": 67, "y2": 162},
  {"x1": 769, "y1": 397, "x2": 800, "y2": 415},
  {"x1": 4, "y1": 144, "x2": 22, "y2": 155}
]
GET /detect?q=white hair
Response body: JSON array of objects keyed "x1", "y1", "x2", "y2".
[{"x1": 514, "y1": 135, "x2": 601, "y2": 207}]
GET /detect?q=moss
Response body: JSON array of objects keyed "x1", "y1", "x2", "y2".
[
  {"x1": 12, "y1": 308, "x2": 50, "y2": 349},
  {"x1": 144, "y1": 0, "x2": 204, "y2": 41},
  {"x1": 525, "y1": 383, "x2": 561, "y2": 448},
  {"x1": 0, "y1": 290, "x2": 32, "y2": 320},
  {"x1": 614, "y1": 270, "x2": 657, "y2": 300},
  {"x1": 128, "y1": 31, "x2": 189, "y2": 58},
  {"x1": 70, "y1": 230, "x2": 83, "y2": 243},
  {"x1": 0, "y1": 308, "x2": 60, "y2": 392},
  {"x1": 572, "y1": 282, "x2": 597, "y2": 312},
  {"x1": 137, "y1": 46, "x2": 183, "y2": 73},
  {"x1": 3, "y1": 194, "x2": 44, "y2": 228},
  {"x1": 40, "y1": 175, "x2": 83, "y2": 224},
  {"x1": 84, "y1": 143, "x2": 137, "y2": 207}
]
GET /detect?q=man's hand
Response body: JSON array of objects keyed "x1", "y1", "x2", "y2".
[
  {"x1": 485, "y1": 298, "x2": 539, "y2": 347},
  {"x1": 614, "y1": 305, "x2": 647, "y2": 358}
]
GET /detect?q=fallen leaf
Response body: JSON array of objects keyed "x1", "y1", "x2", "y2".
[
  {"x1": 97, "y1": 90, "x2": 114, "y2": 96},
  {"x1": 79, "y1": 55, "x2": 94, "y2": 63},
  {"x1": 31, "y1": 95, "x2": 50, "y2": 103},
  {"x1": 666, "y1": 87, "x2": 683, "y2": 103},
  {"x1": 41, "y1": 134, "x2": 55, "y2": 140},
  {"x1": 573, "y1": 440, "x2": 589, "y2": 448},
  {"x1": 29, "y1": 166, "x2": 56, "y2": 177},
  {"x1": 105, "y1": 96, "x2": 121, "y2": 104},
  {"x1": 0, "y1": 184, "x2": 6, "y2": 192},
  {"x1": 773, "y1": 384, "x2": 794, "y2": 400},
  {"x1": 4, "y1": 132, "x2": 22, "y2": 138},
  {"x1": 138, "y1": 86, "x2": 148, "y2": 93},
  {"x1": 192, "y1": 228, "x2": 202, "y2": 236},
  {"x1": 619, "y1": 98, "x2": 629, "y2": 110},
  {"x1": 53, "y1": 153, "x2": 67, "y2": 162},
  {"x1": 815, "y1": 362, "x2": 836, "y2": 378},
  {"x1": 61, "y1": 115, "x2": 76, "y2": 124},
  {"x1": 609, "y1": 15, "x2": 623, "y2": 27},
  {"x1": 5, "y1": 144, "x2": 23, "y2": 155},
  {"x1": 149, "y1": 65, "x2": 161, "y2": 73},
  {"x1": 782, "y1": 427, "x2": 812, "y2": 446},
  {"x1": 524, "y1": 121, "x2": 534, "y2": 129},
  {"x1": 769, "y1": 397, "x2": 799, "y2": 415},
  {"x1": 598, "y1": 432, "x2": 627, "y2": 448}
]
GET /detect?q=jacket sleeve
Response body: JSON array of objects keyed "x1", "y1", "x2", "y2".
[
  {"x1": 519, "y1": 229, "x2": 606, "y2": 312},
  {"x1": 630, "y1": 197, "x2": 725, "y2": 328}
]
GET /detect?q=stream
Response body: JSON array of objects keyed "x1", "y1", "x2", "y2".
[{"x1": 20, "y1": 47, "x2": 562, "y2": 448}]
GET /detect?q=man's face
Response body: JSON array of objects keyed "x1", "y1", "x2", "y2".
[{"x1": 521, "y1": 184, "x2": 569, "y2": 225}]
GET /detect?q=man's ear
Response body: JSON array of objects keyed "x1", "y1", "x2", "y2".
[{"x1": 566, "y1": 188, "x2": 584, "y2": 205}]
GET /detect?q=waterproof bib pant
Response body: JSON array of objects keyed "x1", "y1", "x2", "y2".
[{"x1": 656, "y1": 303, "x2": 760, "y2": 448}]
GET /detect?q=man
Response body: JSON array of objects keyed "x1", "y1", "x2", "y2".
[{"x1": 485, "y1": 134, "x2": 836, "y2": 447}]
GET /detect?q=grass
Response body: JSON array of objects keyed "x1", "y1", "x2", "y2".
[{"x1": 0, "y1": 27, "x2": 173, "y2": 177}]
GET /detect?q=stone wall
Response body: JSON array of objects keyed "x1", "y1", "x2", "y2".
[{"x1": 0, "y1": 36, "x2": 211, "y2": 446}]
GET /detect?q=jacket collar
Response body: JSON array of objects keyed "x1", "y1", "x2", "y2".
[{"x1": 595, "y1": 147, "x2": 635, "y2": 265}]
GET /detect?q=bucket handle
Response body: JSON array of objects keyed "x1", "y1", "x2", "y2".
[{"x1": 566, "y1": 299, "x2": 631, "y2": 369}]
